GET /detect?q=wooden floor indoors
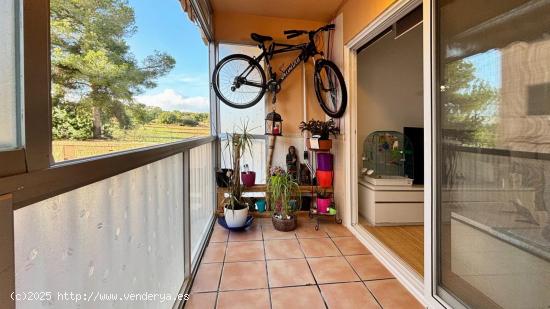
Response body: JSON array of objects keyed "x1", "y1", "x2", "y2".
[{"x1": 359, "y1": 215, "x2": 424, "y2": 276}]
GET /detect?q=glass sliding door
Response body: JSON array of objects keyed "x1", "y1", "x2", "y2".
[{"x1": 435, "y1": 0, "x2": 550, "y2": 308}]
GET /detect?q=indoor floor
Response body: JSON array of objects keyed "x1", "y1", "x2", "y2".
[
  {"x1": 184, "y1": 216, "x2": 423, "y2": 308},
  {"x1": 359, "y1": 215, "x2": 424, "y2": 276}
]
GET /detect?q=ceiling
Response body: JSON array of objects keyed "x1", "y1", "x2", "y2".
[{"x1": 210, "y1": 0, "x2": 346, "y2": 22}]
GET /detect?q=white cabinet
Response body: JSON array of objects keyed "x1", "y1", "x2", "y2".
[{"x1": 358, "y1": 180, "x2": 423, "y2": 226}]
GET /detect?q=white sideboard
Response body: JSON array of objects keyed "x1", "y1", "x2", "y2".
[{"x1": 358, "y1": 179, "x2": 424, "y2": 226}]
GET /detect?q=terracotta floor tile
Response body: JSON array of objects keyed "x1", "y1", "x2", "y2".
[
  {"x1": 323, "y1": 224, "x2": 353, "y2": 237},
  {"x1": 229, "y1": 224, "x2": 262, "y2": 241},
  {"x1": 202, "y1": 242, "x2": 226, "y2": 263},
  {"x1": 185, "y1": 292, "x2": 217, "y2": 309},
  {"x1": 225, "y1": 241, "x2": 264, "y2": 262},
  {"x1": 210, "y1": 228, "x2": 229, "y2": 242},
  {"x1": 365, "y1": 279, "x2": 423, "y2": 309},
  {"x1": 271, "y1": 286, "x2": 325, "y2": 309},
  {"x1": 346, "y1": 255, "x2": 394, "y2": 281},
  {"x1": 295, "y1": 224, "x2": 329, "y2": 238},
  {"x1": 264, "y1": 239, "x2": 304, "y2": 260},
  {"x1": 217, "y1": 289, "x2": 270, "y2": 309},
  {"x1": 307, "y1": 256, "x2": 360, "y2": 284},
  {"x1": 299, "y1": 238, "x2": 341, "y2": 257},
  {"x1": 262, "y1": 226, "x2": 296, "y2": 240},
  {"x1": 320, "y1": 282, "x2": 380, "y2": 309},
  {"x1": 219, "y1": 261, "x2": 268, "y2": 291},
  {"x1": 256, "y1": 217, "x2": 273, "y2": 226},
  {"x1": 332, "y1": 237, "x2": 370, "y2": 255},
  {"x1": 267, "y1": 259, "x2": 315, "y2": 287},
  {"x1": 191, "y1": 263, "x2": 222, "y2": 292}
]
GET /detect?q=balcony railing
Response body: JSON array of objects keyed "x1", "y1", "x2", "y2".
[{"x1": 9, "y1": 136, "x2": 217, "y2": 309}]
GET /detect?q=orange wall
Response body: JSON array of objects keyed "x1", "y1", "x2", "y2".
[
  {"x1": 336, "y1": 0, "x2": 396, "y2": 44},
  {"x1": 214, "y1": 11, "x2": 327, "y2": 135}
]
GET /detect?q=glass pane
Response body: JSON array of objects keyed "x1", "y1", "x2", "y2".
[
  {"x1": 190, "y1": 142, "x2": 215, "y2": 263},
  {"x1": 219, "y1": 44, "x2": 266, "y2": 135},
  {"x1": 14, "y1": 154, "x2": 184, "y2": 309},
  {"x1": 437, "y1": 1, "x2": 550, "y2": 308},
  {"x1": 218, "y1": 44, "x2": 266, "y2": 183},
  {"x1": 50, "y1": 0, "x2": 210, "y2": 162},
  {"x1": 0, "y1": 0, "x2": 21, "y2": 150}
]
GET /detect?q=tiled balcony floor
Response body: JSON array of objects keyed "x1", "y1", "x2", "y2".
[{"x1": 185, "y1": 217, "x2": 424, "y2": 309}]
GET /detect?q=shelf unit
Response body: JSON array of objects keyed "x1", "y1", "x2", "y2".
[{"x1": 307, "y1": 145, "x2": 342, "y2": 230}]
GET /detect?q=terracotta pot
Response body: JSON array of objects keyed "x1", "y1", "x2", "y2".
[{"x1": 306, "y1": 138, "x2": 332, "y2": 151}]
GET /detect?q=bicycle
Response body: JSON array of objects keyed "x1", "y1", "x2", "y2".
[{"x1": 212, "y1": 24, "x2": 347, "y2": 118}]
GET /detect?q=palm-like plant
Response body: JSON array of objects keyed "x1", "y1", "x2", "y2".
[
  {"x1": 223, "y1": 121, "x2": 255, "y2": 211},
  {"x1": 267, "y1": 168, "x2": 300, "y2": 219}
]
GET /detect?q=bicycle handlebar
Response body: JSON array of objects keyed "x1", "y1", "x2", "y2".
[{"x1": 284, "y1": 24, "x2": 335, "y2": 39}]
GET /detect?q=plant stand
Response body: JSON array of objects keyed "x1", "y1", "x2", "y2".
[{"x1": 307, "y1": 146, "x2": 342, "y2": 230}]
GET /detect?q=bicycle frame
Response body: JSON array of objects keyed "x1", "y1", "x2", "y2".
[{"x1": 241, "y1": 41, "x2": 320, "y2": 89}]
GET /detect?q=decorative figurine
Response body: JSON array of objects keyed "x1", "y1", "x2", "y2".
[{"x1": 286, "y1": 146, "x2": 298, "y2": 180}]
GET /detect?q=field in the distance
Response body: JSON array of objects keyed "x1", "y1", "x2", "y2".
[{"x1": 52, "y1": 124, "x2": 209, "y2": 162}]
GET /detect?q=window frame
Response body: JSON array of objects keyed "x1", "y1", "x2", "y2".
[
  {"x1": 0, "y1": 0, "x2": 27, "y2": 177},
  {"x1": 0, "y1": 0, "x2": 217, "y2": 209}
]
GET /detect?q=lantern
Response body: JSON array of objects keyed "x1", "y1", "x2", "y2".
[{"x1": 265, "y1": 110, "x2": 283, "y2": 136}]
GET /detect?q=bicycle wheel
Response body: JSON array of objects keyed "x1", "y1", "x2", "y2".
[
  {"x1": 212, "y1": 54, "x2": 266, "y2": 109},
  {"x1": 314, "y1": 60, "x2": 347, "y2": 118}
]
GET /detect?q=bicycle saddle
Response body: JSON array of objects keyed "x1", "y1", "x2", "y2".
[{"x1": 251, "y1": 33, "x2": 273, "y2": 43}]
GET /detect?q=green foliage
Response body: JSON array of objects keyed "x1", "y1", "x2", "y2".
[
  {"x1": 442, "y1": 60, "x2": 498, "y2": 146},
  {"x1": 299, "y1": 119, "x2": 340, "y2": 140},
  {"x1": 267, "y1": 171, "x2": 300, "y2": 218},
  {"x1": 223, "y1": 121, "x2": 256, "y2": 211},
  {"x1": 52, "y1": 104, "x2": 94, "y2": 140},
  {"x1": 180, "y1": 117, "x2": 200, "y2": 127},
  {"x1": 156, "y1": 110, "x2": 207, "y2": 127},
  {"x1": 50, "y1": 0, "x2": 175, "y2": 139}
]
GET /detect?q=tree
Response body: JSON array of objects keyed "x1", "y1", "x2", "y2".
[
  {"x1": 50, "y1": 0, "x2": 175, "y2": 138},
  {"x1": 441, "y1": 59, "x2": 498, "y2": 146}
]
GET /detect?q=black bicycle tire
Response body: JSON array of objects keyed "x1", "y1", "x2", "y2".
[
  {"x1": 314, "y1": 60, "x2": 347, "y2": 118},
  {"x1": 212, "y1": 54, "x2": 267, "y2": 109}
]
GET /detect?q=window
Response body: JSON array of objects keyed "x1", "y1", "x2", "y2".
[
  {"x1": 436, "y1": 1, "x2": 550, "y2": 308},
  {"x1": 50, "y1": 0, "x2": 210, "y2": 162},
  {"x1": 218, "y1": 43, "x2": 267, "y2": 183},
  {"x1": 527, "y1": 83, "x2": 550, "y2": 115},
  {"x1": 0, "y1": 0, "x2": 22, "y2": 151}
]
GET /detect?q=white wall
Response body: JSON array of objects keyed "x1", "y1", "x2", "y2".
[{"x1": 357, "y1": 24, "x2": 424, "y2": 169}]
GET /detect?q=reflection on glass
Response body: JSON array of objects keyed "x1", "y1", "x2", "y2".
[
  {"x1": 437, "y1": 1, "x2": 550, "y2": 308},
  {"x1": 50, "y1": 0, "x2": 210, "y2": 162}
]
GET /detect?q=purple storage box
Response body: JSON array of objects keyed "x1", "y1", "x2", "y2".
[{"x1": 317, "y1": 153, "x2": 333, "y2": 171}]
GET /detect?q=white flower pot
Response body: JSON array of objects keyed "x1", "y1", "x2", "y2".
[{"x1": 224, "y1": 205, "x2": 249, "y2": 228}]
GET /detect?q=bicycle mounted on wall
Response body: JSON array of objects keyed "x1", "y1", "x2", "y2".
[{"x1": 212, "y1": 24, "x2": 347, "y2": 118}]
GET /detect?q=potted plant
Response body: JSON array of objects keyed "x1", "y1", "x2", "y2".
[
  {"x1": 268, "y1": 166, "x2": 300, "y2": 231},
  {"x1": 316, "y1": 189, "x2": 332, "y2": 214},
  {"x1": 223, "y1": 122, "x2": 255, "y2": 228},
  {"x1": 299, "y1": 119, "x2": 340, "y2": 150}
]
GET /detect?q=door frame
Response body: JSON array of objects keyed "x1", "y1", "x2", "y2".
[{"x1": 342, "y1": 0, "x2": 452, "y2": 307}]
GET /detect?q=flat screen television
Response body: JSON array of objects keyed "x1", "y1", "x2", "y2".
[{"x1": 404, "y1": 127, "x2": 424, "y2": 184}]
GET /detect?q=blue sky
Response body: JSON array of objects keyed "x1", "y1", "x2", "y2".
[{"x1": 127, "y1": 0, "x2": 209, "y2": 112}]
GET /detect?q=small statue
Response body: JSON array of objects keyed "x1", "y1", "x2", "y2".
[{"x1": 286, "y1": 146, "x2": 298, "y2": 180}]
